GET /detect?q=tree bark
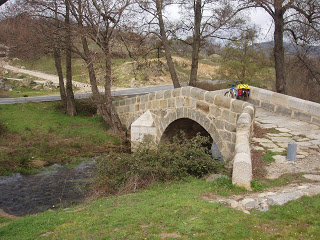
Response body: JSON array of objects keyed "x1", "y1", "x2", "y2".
[
  {"x1": 189, "y1": 0, "x2": 202, "y2": 87},
  {"x1": 53, "y1": 47, "x2": 67, "y2": 110},
  {"x1": 273, "y1": 2, "x2": 286, "y2": 93},
  {"x1": 155, "y1": 0, "x2": 180, "y2": 88},
  {"x1": 81, "y1": 35, "x2": 124, "y2": 135},
  {"x1": 64, "y1": 0, "x2": 76, "y2": 116}
]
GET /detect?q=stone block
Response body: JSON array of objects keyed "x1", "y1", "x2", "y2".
[
  {"x1": 259, "y1": 88, "x2": 273, "y2": 101},
  {"x1": 164, "y1": 90, "x2": 172, "y2": 99},
  {"x1": 172, "y1": 88, "x2": 181, "y2": 98},
  {"x1": 119, "y1": 100, "x2": 126, "y2": 106},
  {"x1": 146, "y1": 101, "x2": 152, "y2": 109},
  {"x1": 231, "y1": 100, "x2": 245, "y2": 113},
  {"x1": 196, "y1": 101, "x2": 209, "y2": 114},
  {"x1": 168, "y1": 98, "x2": 175, "y2": 108},
  {"x1": 136, "y1": 96, "x2": 141, "y2": 103},
  {"x1": 140, "y1": 95, "x2": 148, "y2": 103},
  {"x1": 214, "y1": 119, "x2": 225, "y2": 130},
  {"x1": 271, "y1": 92, "x2": 289, "y2": 106},
  {"x1": 210, "y1": 106, "x2": 221, "y2": 118},
  {"x1": 130, "y1": 104, "x2": 135, "y2": 112},
  {"x1": 198, "y1": 89, "x2": 206, "y2": 101},
  {"x1": 232, "y1": 152, "x2": 252, "y2": 190},
  {"x1": 214, "y1": 94, "x2": 231, "y2": 109},
  {"x1": 190, "y1": 87, "x2": 202, "y2": 99},
  {"x1": 235, "y1": 143, "x2": 250, "y2": 154},
  {"x1": 293, "y1": 111, "x2": 312, "y2": 122},
  {"x1": 152, "y1": 100, "x2": 160, "y2": 109},
  {"x1": 247, "y1": 98, "x2": 260, "y2": 107},
  {"x1": 275, "y1": 106, "x2": 292, "y2": 117},
  {"x1": 156, "y1": 91, "x2": 164, "y2": 99},
  {"x1": 204, "y1": 92, "x2": 215, "y2": 103},
  {"x1": 190, "y1": 98, "x2": 196, "y2": 108},
  {"x1": 135, "y1": 104, "x2": 140, "y2": 111},
  {"x1": 243, "y1": 105, "x2": 255, "y2": 120},
  {"x1": 261, "y1": 102, "x2": 275, "y2": 112},
  {"x1": 181, "y1": 86, "x2": 192, "y2": 96},
  {"x1": 219, "y1": 130, "x2": 231, "y2": 142},
  {"x1": 225, "y1": 122, "x2": 236, "y2": 132},
  {"x1": 249, "y1": 86, "x2": 260, "y2": 99},
  {"x1": 160, "y1": 99, "x2": 168, "y2": 109},
  {"x1": 237, "y1": 113, "x2": 251, "y2": 132},
  {"x1": 176, "y1": 97, "x2": 185, "y2": 108},
  {"x1": 288, "y1": 97, "x2": 305, "y2": 111},
  {"x1": 113, "y1": 101, "x2": 120, "y2": 107},
  {"x1": 305, "y1": 101, "x2": 320, "y2": 117},
  {"x1": 148, "y1": 92, "x2": 155, "y2": 101},
  {"x1": 222, "y1": 110, "x2": 237, "y2": 124},
  {"x1": 177, "y1": 107, "x2": 184, "y2": 118},
  {"x1": 140, "y1": 103, "x2": 146, "y2": 111},
  {"x1": 125, "y1": 99, "x2": 131, "y2": 105}
]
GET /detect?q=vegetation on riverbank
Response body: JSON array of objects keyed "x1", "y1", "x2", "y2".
[{"x1": 0, "y1": 100, "x2": 122, "y2": 175}]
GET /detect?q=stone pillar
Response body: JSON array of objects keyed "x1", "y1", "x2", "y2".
[{"x1": 131, "y1": 110, "x2": 157, "y2": 151}]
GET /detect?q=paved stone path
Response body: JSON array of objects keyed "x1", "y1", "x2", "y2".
[
  {"x1": 254, "y1": 108, "x2": 320, "y2": 179},
  {"x1": 205, "y1": 107, "x2": 320, "y2": 213}
]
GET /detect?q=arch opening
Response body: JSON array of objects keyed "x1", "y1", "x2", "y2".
[{"x1": 160, "y1": 118, "x2": 223, "y2": 161}]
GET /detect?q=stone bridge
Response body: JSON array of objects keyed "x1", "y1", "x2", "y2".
[{"x1": 113, "y1": 86, "x2": 255, "y2": 164}]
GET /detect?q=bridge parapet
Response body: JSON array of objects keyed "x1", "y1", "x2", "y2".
[{"x1": 113, "y1": 86, "x2": 255, "y2": 162}]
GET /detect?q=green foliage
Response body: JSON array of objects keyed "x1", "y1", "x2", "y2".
[
  {"x1": 218, "y1": 30, "x2": 274, "y2": 87},
  {"x1": 251, "y1": 179, "x2": 267, "y2": 192},
  {"x1": 211, "y1": 175, "x2": 247, "y2": 196},
  {"x1": 263, "y1": 150, "x2": 285, "y2": 163},
  {"x1": 95, "y1": 134, "x2": 225, "y2": 195}
]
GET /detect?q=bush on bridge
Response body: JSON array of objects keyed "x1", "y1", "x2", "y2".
[{"x1": 95, "y1": 133, "x2": 225, "y2": 195}]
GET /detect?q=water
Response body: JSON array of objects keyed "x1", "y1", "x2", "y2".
[{"x1": 0, "y1": 161, "x2": 95, "y2": 216}]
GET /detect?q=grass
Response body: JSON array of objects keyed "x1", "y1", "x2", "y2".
[
  {"x1": 263, "y1": 150, "x2": 286, "y2": 163},
  {"x1": 0, "y1": 100, "x2": 121, "y2": 175},
  {"x1": 0, "y1": 178, "x2": 320, "y2": 239}
]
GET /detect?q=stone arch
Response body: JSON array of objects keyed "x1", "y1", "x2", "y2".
[{"x1": 156, "y1": 108, "x2": 225, "y2": 158}]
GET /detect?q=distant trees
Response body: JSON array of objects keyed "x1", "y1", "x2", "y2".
[
  {"x1": 177, "y1": 0, "x2": 246, "y2": 86},
  {"x1": 219, "y1": 27, "x2": 271, "y2": 83},
  {"x1": 241, "y1": 0, "x2": 320, "y2": 93}
]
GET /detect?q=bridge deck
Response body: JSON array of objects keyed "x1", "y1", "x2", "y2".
[{"x1": 252, "y1": 107, "x2": 320, "y2": 179}]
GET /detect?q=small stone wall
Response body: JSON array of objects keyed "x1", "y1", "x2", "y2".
[
  {"x1": 113, "y1": 86, "x2": 254, "y2": 162},
  {"x1": 249, "y1": 87, "x2": 320, "y2": 126}
]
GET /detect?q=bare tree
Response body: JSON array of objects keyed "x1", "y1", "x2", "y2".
[
  {"x1": 138, "y1": 0, "x2": 181, "y2": 88},
  {"x1": 241, "y1": 0, "x2": 320, "y2": 93},
  {"x1": 178, "y1": 0, "x2": 246, "y2": 86},
  {"x1": 68, "y1": 0, "x2": 129, "y2": 135}
]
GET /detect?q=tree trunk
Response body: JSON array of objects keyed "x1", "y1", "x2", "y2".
[
  {"x1": 102, "y1": 44, "x2": 124, "y2": 134},
  {"x1": 65, "y1": 0, "x2": 76, "y2": 116},
  {"x1": 274, "y1": 4, "x2": 286, "y2": 93},
  {"x1": 53, "y1": 48, "x2": 67, "y2": 110},
  {"x1": 81, "y1": 35, "x2": 124, "y2": 135},
  {"x1": 156, "y1": 0, "x2": 180, "y2": 88},
  {"x1": 189, "y1": 0, "x2": 202, "y2": 87}
]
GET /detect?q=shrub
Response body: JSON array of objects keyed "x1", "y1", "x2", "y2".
[{"x1": 94, "y1": 134, "x2": 225, "y2": 195}]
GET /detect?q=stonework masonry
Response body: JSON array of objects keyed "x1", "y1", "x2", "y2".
[
  {"x1": 249, "y1": 87, "x2": 320, "y2": 126},
  {"x1": 113, "y1": 86, "x2": 254, "y2": 163}
]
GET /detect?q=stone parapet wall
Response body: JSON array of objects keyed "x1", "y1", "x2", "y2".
[
  {"x1": 232, "y1": 105, "x2": 255, "y2": 190},
  {"x1": 113, "y1": 86, "x2": 254, "y2": 162},
  {"x1": 249, "y1": 87, "x2": 320, "y2": 126}
]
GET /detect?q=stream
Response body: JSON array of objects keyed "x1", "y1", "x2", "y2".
[{"x1": 0, "y1": 161, "x2": 95, "y2": 217}]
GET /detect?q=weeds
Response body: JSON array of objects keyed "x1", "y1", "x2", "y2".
[{"x1": 95, "y1": 134, "x2": 225, "y2": 196}]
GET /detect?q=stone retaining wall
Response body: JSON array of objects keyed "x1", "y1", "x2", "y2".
[
  {"x1": 249, "y1": 87, "x2": 320, "y2": 126},
  {"x1": 113, "y1": 86, "x2": 254, "y2": 162}
]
